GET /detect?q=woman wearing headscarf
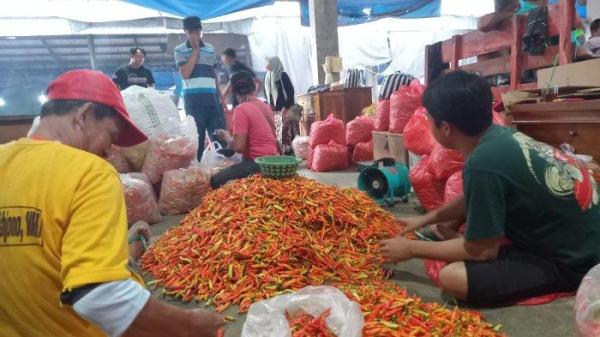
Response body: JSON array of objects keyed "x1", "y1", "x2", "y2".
[{"x1": 264, "y1": 56, "x2": 298, "y2": 156}]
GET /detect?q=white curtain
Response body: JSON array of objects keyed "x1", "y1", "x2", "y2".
[{"x1": 220, "y1": 11, "x2": 480, "y2": 95}]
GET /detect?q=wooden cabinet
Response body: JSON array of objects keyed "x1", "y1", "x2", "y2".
[
  {"x1": 511, "y1": 100, "x2": 600, "y2": 160},
  {"x1": 296, "y1": 87, "x2": 372, "y2": 136}
]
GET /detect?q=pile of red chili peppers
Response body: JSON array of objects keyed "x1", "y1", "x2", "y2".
[
  {"x1": 340, "y1": 282, "x2": 503, "y2": 336},
  {"x1": 286, "y1": 309, "x2": 336, "y2": 337},
  {"x1": 141, "y1": 175, "x2": 504, "y2": 336}
]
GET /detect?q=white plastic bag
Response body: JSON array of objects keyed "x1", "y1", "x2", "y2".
[
  {"x1": 241, "y1": 286, "x2": 363, "y2": 337},
  {"x1": 121, "y1": 86, "x2": 180, "y2": 137},
  {"x1": 292, "y1": 136, "x2": 309, "y2": 160},
  {"x1": 576, "y1": 263, "x2": 600, "y2": 337},
  {"x1": 199, "y1": 141, "x2": 242, "y2": 176}
]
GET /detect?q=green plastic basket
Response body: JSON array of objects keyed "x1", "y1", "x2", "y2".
[{"x1": 255, "y1": 155, "x2": 302, "y2": 179}]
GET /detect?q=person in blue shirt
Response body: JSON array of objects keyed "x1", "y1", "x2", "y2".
[{"x1": 175, "y1": 16, "x2": 226, "y2": 160}]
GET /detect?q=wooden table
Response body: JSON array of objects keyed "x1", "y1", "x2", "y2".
[
  {"x1": 511, "y1": 99, "x2": 600, "y2": 160},
  {"x1": 296, "y1": 87, "x2": 372, "y2": 136}
]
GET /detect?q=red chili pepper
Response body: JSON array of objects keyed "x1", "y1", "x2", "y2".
[{"x1": 141, "y1": 176, "x2": 504, "y2": 336}]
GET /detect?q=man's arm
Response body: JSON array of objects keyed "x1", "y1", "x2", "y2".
[
  {"x1": 113, "y1": 68, "x2": 125, "y2": 90},
  {"x1": 222, "y1": 83, "x2": 232, "y2": 100},
  {"x1": 178, "y1": 49, "x2": 199, "y2": 80},
  {"x1": 399, "y1": 194, "x2": 466, "y2": 235},
  {"x1": 124, "y1": 297, "x2": 223, "y2": 337},
  {"x1": 147, "y1": 69, "x2": 155, "y2": 88},
  {"x1": 380, "y1": 236, "x2": 501, "y2": 263},
  {"x1": 62, "y1": 170, "x2": 223, "y2": 337},
  {"x1": 178, "y1": 35, "x2": 200, "y2": 80}
]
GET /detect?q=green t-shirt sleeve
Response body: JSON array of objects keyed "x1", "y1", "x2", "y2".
[{"x1": 464, "y1": 169, "x2": 507, "y2": 241}]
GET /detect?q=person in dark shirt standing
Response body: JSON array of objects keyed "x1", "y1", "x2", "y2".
[
  {"x1": 221, "y1": 48, "x2": 262, "y2": 109},
  {"x1": 113, "y1": 47, "x2": 155, "y2": 90}
]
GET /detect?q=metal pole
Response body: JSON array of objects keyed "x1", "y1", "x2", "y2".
[{"x1": 88, "y1": 35, "x2": 96, "y2": 70}]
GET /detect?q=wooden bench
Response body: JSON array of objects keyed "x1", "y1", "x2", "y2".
[{"x1": 425, "y1": 0, "x2": 576, "y2": 101}]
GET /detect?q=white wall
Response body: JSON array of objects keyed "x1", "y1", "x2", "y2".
[{"x1": 590, "y1": 0, "x2": 600, "y2": 21}]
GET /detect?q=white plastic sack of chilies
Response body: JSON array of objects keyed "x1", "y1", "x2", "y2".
[{"x1": 241, "y1": 286, "x2": 363, "y2": 337}]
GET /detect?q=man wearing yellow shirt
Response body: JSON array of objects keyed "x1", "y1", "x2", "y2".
[{"x1": 0, "y1": 70, "x2": 223, "y2": 337}]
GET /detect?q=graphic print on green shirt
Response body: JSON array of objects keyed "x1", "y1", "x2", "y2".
[{"x1": 464, "y1": 125, "x2": 600, "y2": 272}]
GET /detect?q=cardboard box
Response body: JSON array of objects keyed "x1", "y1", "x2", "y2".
[
  {"x1": 372, "y1": 131, "x2": 408, "y2": 164},
  {"x1": 325, "y1": 56, "x2": 343, "y2": 73},
  {"x1": 537, "y1": 58, "x2": 600, "y2": 88}
]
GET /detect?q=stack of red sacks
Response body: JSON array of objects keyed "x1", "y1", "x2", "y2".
[
  {"x1": 373, "y1": 79, "x2": 425, "y2": 134},
  {"x1": 404, "y1": 107, "x2": 509, "y2": 211},
  {"x1": 307, "y1": 114, "x2": 349, "y2": 172},
  {"x1": 389, "y1": 80, "x2": 425, "y2": 134},
  {"x1": 106, "y1": 116, "x2": 213, "y2": 223},
  {"x1": 374, "y1": 99, "x2": 390, "y2": 131},
  {"x1": 346, "y1": 116, "x2": 375, "y2": 163}
]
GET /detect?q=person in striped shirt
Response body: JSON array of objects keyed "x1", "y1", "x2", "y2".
[{"x1": 175, "y1": 16, "x2": 226, "y2": 160}]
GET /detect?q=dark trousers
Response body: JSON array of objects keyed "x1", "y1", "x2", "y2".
[
  {"x1": 210, "y1": 160, "x2": 260, "y2": 189},
  {"x1": 184, "y1": 97, "x2": 226, "y2": 161}
]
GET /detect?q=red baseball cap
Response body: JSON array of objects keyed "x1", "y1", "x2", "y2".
[{"x1": 46, "y1": 69, "x2": 147, "y2": 147}]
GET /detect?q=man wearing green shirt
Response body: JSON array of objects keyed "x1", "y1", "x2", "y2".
[{"x1": 381, "y1": 71, "x2": 600, "y2": 305}]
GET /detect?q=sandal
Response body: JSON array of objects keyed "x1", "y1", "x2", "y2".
[{"x1": 415, "y1": 225, "x2": 444, "y2": 242}]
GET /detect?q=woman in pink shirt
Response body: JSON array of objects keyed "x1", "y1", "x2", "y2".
[{"x1": 212, "y1": 71, "x2": 279, "y2": 188}]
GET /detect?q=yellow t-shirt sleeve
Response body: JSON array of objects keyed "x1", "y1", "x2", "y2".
[{"x1": 61, "y1": 169, "x2": 131, "y2": 290}]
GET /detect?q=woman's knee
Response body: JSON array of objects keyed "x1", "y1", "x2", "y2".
[{"x1": 439, "y1": 262, "x2": 468, "y2": 300}]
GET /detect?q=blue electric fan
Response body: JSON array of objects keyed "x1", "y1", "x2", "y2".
[{"x1": 357, "y1": 158, "x2": 411, "y2": 207}]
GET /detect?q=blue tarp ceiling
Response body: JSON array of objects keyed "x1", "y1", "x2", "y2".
[
  {"x1": 124, "y1": 0, "x2": 276, "y2": 19},
  {"x1": 301, "y1": 0, "x2": 441, "y2": 26},
  {"x1": 125, "y1": 0, "x2": 441, "y2": 24}
]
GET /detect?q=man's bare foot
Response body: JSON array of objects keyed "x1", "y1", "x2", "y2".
[{"x1": 128, "y1": 221, "x2": 151, "y2": 265}]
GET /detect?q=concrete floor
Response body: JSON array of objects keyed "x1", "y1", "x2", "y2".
[{"x1": 143, "y1": 166, "x2": 576, "y2": 337}]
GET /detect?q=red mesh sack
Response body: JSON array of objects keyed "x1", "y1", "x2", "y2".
[
  {"x1": 346, "y1": 116, "x2": 375, "y2": 146},
  {"x1": 492, "y1": 101, "x2": 510, "y2": 126},
  {"x1": 374, "y1": 100, "x2": 390, "y2": 131},
  {"x1": 120, "y1": 173, "x2": 161, "y2": 225},
  {"x1": 309, "y1": 114, "x2": 346, "y2": 147},
  {"x1": 389, "y1": 80, "x2": 425, "y2": 133},
  {"x1": 492, "y1": 111, "x2": 509, "y2": 126},
  {"x1": 106, "y1": 145, "x2": 132, "y2": 173},
  {"x1": 409, "y1": 156, "x2": 445, "y2": 211},
  {"x1": 141, "y1": 134, "x2": 198, "y2": 185},
  {"x1": 352, "y1": 140, "x2": 373, "y2": 163},
  {"x1": 159, "y1": 166, "x2": 211, "y2": 215},
  {"x1": 311, "y1": 141, "x2": 349, "y2": 172},
  {"x1": 292, "y1": 136, "x2": 310, "y2": 160},
  {"x1": 428, "y1": 143, "x2": 465, "y2": 181},
  {"x1": 444, "y1": 171, "x2": 463, "y2": 203},
  {"x1": 403, "y1": 107, "x2": 435, "y2": 156},
  {"x1": 127, "y1": 172, "x2": 156, "y2": 198}
]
